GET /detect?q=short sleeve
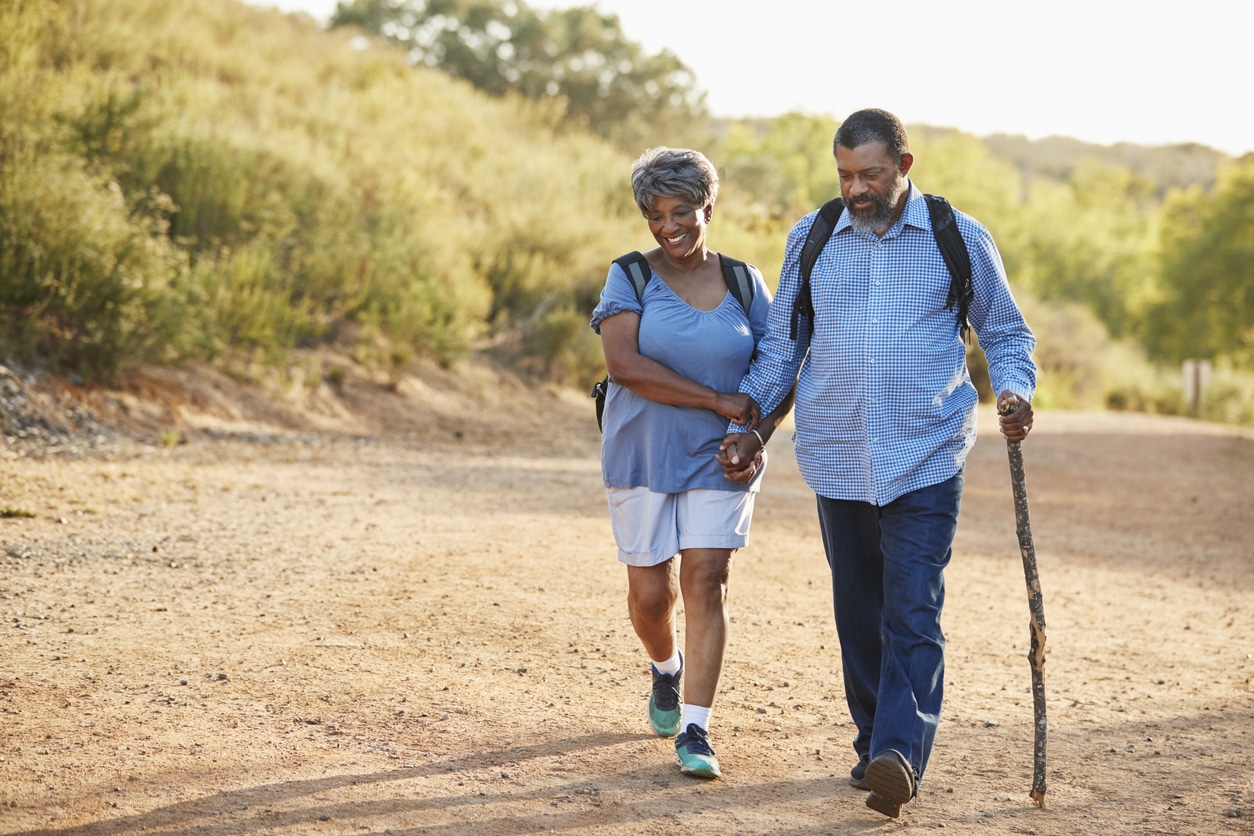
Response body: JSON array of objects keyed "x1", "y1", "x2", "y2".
[{"x1": 590, "y1": 262, "x2": 645, "y2": 334}]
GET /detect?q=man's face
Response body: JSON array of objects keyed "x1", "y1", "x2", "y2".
[{"x1": 835, "y1": 141, "x2": 912, "y2": 235}]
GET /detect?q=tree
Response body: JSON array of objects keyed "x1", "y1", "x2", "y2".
[
  {"x1": 1007, "y1": 160, "x2": 1160, "y2": 340},
  {"x1": 331, "y1": 0, "x2": 708, "y2": 151},
  {"x1": 1145, "y1": 158, "x2": 1254, "y2": 365},
  {"x1": 715, "y1": 113, "x2": 841, "y2": 222}
]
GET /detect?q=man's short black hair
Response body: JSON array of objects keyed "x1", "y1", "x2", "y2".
[{"x1": 833, "y1": 108, "x2": 910, "y2": 163}]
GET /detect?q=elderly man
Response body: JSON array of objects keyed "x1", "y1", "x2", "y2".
[{"x1": 720, "y1": 108, "x2": 1037, "y2": 818}]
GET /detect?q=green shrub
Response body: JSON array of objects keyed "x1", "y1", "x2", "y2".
[
  {"x1": 1198, "y1": 360, "x2": 1254, "y2": 426},
  {"x1": 522, "y1": 306, "x2": 606, "y2": 388},
  {"x1": 0, "y1": 146, "x2": 186, "y2": 377}
]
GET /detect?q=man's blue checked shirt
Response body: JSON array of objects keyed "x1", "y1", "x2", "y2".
[{"x1": 739, "y1": 183, "x2": 1037, "y2": 506}]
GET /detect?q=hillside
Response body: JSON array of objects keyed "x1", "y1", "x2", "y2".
[
  {"x1": 0, "y1": 352, "x2": 593, "y2": 464},
  {"x1": 982, "y1": 132, "x2": 1229, "y2": 194},
  {"x1": 0, "y1": 0, "x2": 639, "y2": 382}
]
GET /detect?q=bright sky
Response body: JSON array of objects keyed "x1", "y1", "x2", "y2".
[{"x1": 246, "y1": 0, "x2": 1253, "y2": 157}]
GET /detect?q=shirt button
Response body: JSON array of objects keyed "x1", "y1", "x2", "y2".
[
  {"x1": 874, "y1": 281, "x2": 881, "y2": 287},
  {"x1": 869, "y1": 359, "x2": 876, "y2": 364}
]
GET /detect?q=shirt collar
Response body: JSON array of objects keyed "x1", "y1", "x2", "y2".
[{"x1": 900, "y1": 181, "x2": 929, "y2": 231}]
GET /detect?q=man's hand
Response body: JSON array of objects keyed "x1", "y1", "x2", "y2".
[
  {"x1": 997, "y1": 390, "x2": 1034, "y2": 442},
  {"x1": 716, "y1": 431, "x2": 764, "y2": 482}
]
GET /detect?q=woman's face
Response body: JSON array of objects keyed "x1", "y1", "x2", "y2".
[{"x1": 645, "y1": 194, "x2": 712, "y2": 260}]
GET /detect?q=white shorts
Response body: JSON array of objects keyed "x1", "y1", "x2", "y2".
[{"x1": 606, "y1": 487, "x2": 757, "y2": 567}]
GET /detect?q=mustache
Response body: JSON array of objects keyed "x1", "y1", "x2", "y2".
[{"x1": 850, "y1": 193, "x2": 888, "y2": 212}]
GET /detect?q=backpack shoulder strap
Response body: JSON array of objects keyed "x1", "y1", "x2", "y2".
[
  {"x1": 595, "y1": 251, "x2": 652, "y2": 433},
  {"x1": 791, "y1": 197, "x2": 845, "y2": 340},
  {"x1": 719, "y1": 255, "x2": 755, "y2": 316},
  {"x1": 922, "y1": 194, "x2": 974, "y2": 343},
  {"x1": 612, "y1": 251, "x2": 651, "y2": 306}
]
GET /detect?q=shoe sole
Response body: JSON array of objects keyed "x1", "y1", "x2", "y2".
[
  {"x1": 848, "y1": 776, "x2": 870, "y2": 790},
  {"x1": 865, "y1": 752, "x2": 914, "y2": 803},
  {"x1": 864, "y1": 750, "x2": 914, "y2": 818},
  {"x1": 677, "y1": 758, "x2": 721, "y2": 779}
]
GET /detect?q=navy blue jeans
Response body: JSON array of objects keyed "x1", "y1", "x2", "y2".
[{"x1": 815, "y1": 470, "x2": 963, "y2": 782}]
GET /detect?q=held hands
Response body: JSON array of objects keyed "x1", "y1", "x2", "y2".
[
  {"x1": 714, "y1": 392, "x2": 761, "y2": 428},
  {"x1": 996, "y1": 390, "x2": 1034, "y2": 442},
  {"x1": 716, "y1": 431, "x2": 764, "y2": 483}
]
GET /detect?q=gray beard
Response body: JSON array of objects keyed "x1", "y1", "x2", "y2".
[
  {"x1": 848, "y1": 203, "x2": 893, "y2": 235},
  {"x1": 847, "y1": 177, "x2": 908, "y2": 235}
]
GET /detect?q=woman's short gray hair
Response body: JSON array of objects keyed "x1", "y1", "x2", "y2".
[{"x1": 630, "y1": 147, "x2": 719, "y2": 215}]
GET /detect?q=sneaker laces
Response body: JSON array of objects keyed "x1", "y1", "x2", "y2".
[
  {"x1": 676, "y1": 723, "x2": 715, "y2": 756},
  {"x1": 651, "y1": 668, "x2": 680, "y2": 712}
]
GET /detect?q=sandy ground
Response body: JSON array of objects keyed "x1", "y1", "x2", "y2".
[{"x1": 1, "y1": 361, "x2": 1253, "y2": 835}]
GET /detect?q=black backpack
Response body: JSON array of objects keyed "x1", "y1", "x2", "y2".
[
  {"x1": 592, "y1": 251, "x2": 756, "y2": 432},
  {"x1": 790, "y1": 194, "x2": 974, "y2": 343}
]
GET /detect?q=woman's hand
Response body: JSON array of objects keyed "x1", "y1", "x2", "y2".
[{"x1": 714, "y1": 392, "x2": 761, "y2": 428}]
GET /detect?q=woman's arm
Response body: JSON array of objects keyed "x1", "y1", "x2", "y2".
[{"x1": 600, "y1": 311, "x2": 760, "y2": 426}]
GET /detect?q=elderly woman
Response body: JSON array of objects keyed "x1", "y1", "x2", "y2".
[{"x1": 590, "y1": 147, "x2": 793, "y2": 779}]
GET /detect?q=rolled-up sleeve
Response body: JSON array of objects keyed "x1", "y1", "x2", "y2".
[
  {"x1": 732, "y1": 216, "x2": 814, "y2": 429},
  {"x1": 961, "y1": 216, "x2": 1037, "y2": 401}
]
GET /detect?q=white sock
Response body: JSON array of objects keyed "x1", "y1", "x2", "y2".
[
  {"x1": 652, "y1": 649, "x2": 681, "y2": 675},
  {"x1": 681, "y1": 704, "x2": 712, "y2": 733}
]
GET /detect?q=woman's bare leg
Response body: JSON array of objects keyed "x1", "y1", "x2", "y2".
[
  {"x1": 678, "y1": 548, "x2": 733, "y2": 708},
  {"x1": 626, "y1": 558, "x2": 679, "y2": 661}
]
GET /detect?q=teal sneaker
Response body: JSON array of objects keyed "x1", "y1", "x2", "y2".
[
  {"x1": 674, "y1": 723, "x2": 721, "y2": 779},
  {"x1": 647, "y1": 654, "x2": 682, "y2": 737}
]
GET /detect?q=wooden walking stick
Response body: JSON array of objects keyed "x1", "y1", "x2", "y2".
[{"x1": 999, "y1": 398, "x2": 1048, "y2": 806}]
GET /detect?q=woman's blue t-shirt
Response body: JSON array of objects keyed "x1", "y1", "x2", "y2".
[{"x1": 590, "y1": 257, "x2": 772, "y2": 493}]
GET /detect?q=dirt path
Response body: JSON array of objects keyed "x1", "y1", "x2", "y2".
[{"x1": 1, "y1": 372, "x2": 1253, "y2": 835}]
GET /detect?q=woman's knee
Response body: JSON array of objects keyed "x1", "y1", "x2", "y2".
[
  {"x1": 627, "y1": 589, "x2": 677, "y2": 621},
  {"x1": 628, "y1": 582, "x2": 676, "y2": 622},
  {"x1": 680, "y1": 554, "x2": 731, "y2": 606}
]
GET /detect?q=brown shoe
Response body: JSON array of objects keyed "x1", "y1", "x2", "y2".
[
  {"x1": 864, "y1": 749, "x2": 916, "y2": 819},
  {"x1": 865, "y1": 792, "x2": 903, "y2": 819}
]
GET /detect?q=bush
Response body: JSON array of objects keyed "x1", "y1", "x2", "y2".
[
  {"x1": 0, "y1": 147, "x2": 186, "y2": 378},
  {"x1": 1197, "y1": 360, "x2": 1254, "y2": 426},
  {"x1": 521, "y1": 306, "x2": 605, "y2": 388}
]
